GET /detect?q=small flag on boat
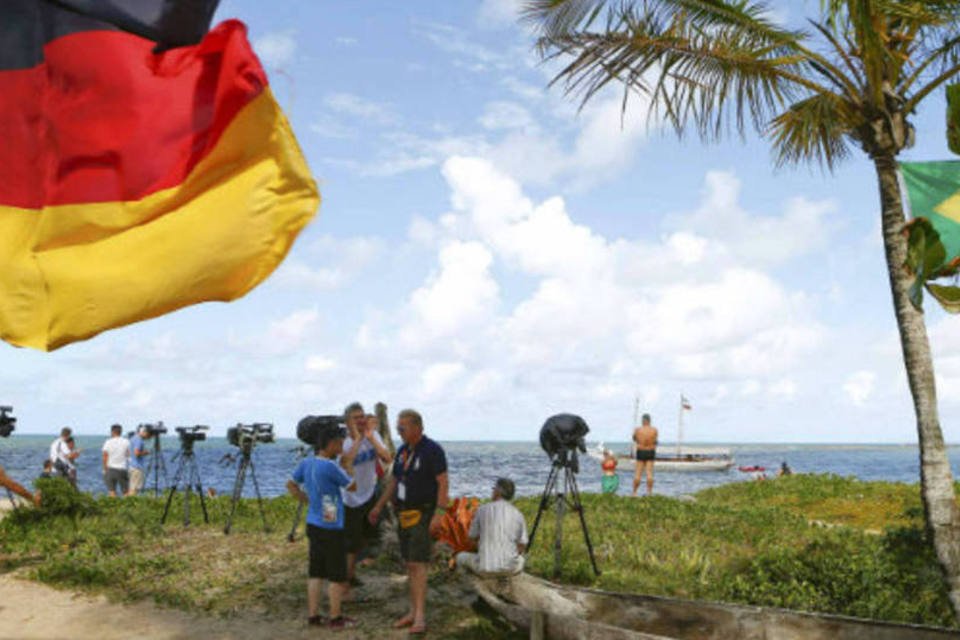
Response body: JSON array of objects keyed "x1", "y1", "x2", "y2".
[
  {"x1": 681, "y1": 396, "x2": 692, "y2": 411},
  {"x1": 0, "y1": 0, "x2": 319, "y2": 351}
]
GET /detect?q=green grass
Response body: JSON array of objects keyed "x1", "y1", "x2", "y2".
[
  {"x1": 515, "y1": 474, "x2": 955, "y2": 628},
  {"x1": 0, "y1": 474, "x2": 955, "y2": 632}
]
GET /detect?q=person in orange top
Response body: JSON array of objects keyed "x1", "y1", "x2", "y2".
[{"x1": 600, "y1": 449, "x2": 619, "y2": 494}]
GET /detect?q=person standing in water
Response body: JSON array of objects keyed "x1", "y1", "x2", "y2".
[
  {"x1": 632, "y1": 414, "x2": 658, "y2": 496},
  {"x1": 600, "y1": 449, "x2": 619, "y2": 494}
]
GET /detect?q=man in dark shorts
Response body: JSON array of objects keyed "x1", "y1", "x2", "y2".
[
  {"x1": 369, "y1": 409, "x2": 448, "y2": 635},
  {"x1": 101, "y1": 424, "x2": 130, "y2": 497},
  {"x1": 287, "y1": 422, "x2": 359, "y2": 631},
  {"x1": 633, "y1": 414, "x2": 658, "y2": 496},
  {"x1": 340, "y1": 402, "x2": 391, "y2": 591}
]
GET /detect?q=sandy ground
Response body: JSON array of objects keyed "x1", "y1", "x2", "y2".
[{"x1": 0, "y1": 570, "x2": 474, "y2": 640}]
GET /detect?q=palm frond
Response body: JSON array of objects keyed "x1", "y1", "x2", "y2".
[
  {"x1": 533, "y1": 2, "x2": 838, "y2": 143},
  {"x1": 769, "y1": 92, "x2": 861, "y2": 169}
]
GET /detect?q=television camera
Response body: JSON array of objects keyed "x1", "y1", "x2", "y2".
[
  {"x1": 0, "y1": 406, "x2": 15, "y2": 438},
  {"x1": 227, "y1": 422, "x2": 275, "y2": 451},
  {"x1": 296, "y1": 414, "x2": 346, "y2": 448},
  {"x1": 529, "y1": 413, "x2": 599, "y2": 578}
]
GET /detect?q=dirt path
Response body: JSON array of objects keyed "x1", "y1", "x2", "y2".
[{"x1": 0, "y1": 570, "x2": 479, "y2": 639}]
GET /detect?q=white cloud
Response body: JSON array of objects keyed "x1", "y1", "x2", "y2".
[
  {"x1": 478, "y1": 101, "x2": 535, "y2": 131},
  {"x1": 422, "y1": 362, "x2": 466, "y2": 395},
  {"x1": 477, "y1": 0, "x2": 523, "y2": 27},
  {"x1": 261, "y1": 309, "x2": 320, "y2": 355},
  {"x1": 305, "y1": 355, "x2": 337, "y2": 372},
  {"x1": 253, "y1": 31, "x2": 297, "y2": 68},
  {"x1": 273, "y1": 236, "x2": 384, "y2": 291},
  {"x1": 844, "y1": 370, "x2": 876, "y2": 406},
  {"x1": 324, "y1": 93, "x2": 396, "y2": 126},
  {"x1": 401, "y1": 241, "x2": 500, "y2": 348},
  {"x1": 335, "y1": 36, "x2": 358, "y2": 46},
  {"x1": 673, "y1": 170, "x2": 837, "y2": 266}
]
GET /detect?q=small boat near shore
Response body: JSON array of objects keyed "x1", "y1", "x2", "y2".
[{"x1": 473, "y1": 572, "x2": 958, "y2": 640}]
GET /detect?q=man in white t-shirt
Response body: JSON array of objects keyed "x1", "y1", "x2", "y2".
[
  {"x1": 456, "y1": 477, "x2": 528, "y2": 575},
  {"x1": 340, "y1": 402, "x2": 392, "y2": 588},
  {"x1": 49, "y1": 426, "x2": 72, "y2": 478},
  {"x1": 101, "y1": 424, "x2": 130, "y2": 497}
]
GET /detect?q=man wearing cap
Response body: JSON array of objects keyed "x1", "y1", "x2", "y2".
[
  {"x1": 287, "y1": 421, "x2": 360, "y2": 631},
  {"x1": 369, "y1": 409, "x2": 447, "y2": 635},
  {"x1": 455, "y1": 477, "x2": 528, "y2": 575}
]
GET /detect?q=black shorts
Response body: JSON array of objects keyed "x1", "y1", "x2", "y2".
[
  {"x1": 307, "y1": 524, "x2": 347, "y2": 582},
  {"x1": 103, "y1": 468, "x2": 129, "y2": 494},
  {"x1": 398, "y1": 507, "x2": 434, "y2": 563},
  {"x1": 636, "y1": 449, "x2": 656, "y2": 461},
  {"x1": 344, "y1": 495, "x2": 376, "y2": 554}
]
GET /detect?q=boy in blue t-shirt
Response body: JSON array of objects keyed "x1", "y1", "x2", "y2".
[{"x1": 287, "y1": 424, "x2": 358, "y2": 630}]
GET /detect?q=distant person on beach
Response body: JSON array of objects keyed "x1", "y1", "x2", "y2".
[
  {"x1": 633, "y1": 414, "x2": 658, "y2": 497},
  {"x1": 601, "y1": 449, "x2": 619, "y2": 494},
  {"x1": 101, "y1": 424, "x2": 130, "y2": 497},
  {"x1": 369, "y1": 409, "x2": 448, "y2": 635},
  {"x1": 287, "y1": 421, "x2": 359, "y2": 630},
  {"x1": 778, "y1": 461, "x2": 793, "y2": 477},
  {"x1": 456, "y1": 477, "x2": 527, "y2": 575},
  {"x1": 64, "y1": 437, "x2": 80, "y2": 488},
  {"x1": 39, "y1": 459, "x2": 54, "y2": 479},
  {"x1": 127, "y1": 426, "x2": 151, "y2": 496},
  {"x1": 49, "y1": 427, "x2": 72, "y2": 479},
  {"x1": 340, "y1": 402, "x2": 391, "y2": 591}
]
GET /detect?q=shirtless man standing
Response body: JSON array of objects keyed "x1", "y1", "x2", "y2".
[{"x1": 632, "y1": 414, "x2": 658, "y2": 496}]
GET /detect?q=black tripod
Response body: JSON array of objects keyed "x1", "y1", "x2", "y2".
[
  {"x1": 286, "y1": 446, "x2": 310, "y2": 542},
  {"x1": 224, "y1": 440, "x2": 268, "y2": 534},
  {"x1": 161, "y1": 437, "x2": 209, "y2": 526},
  {"x1": 143, "y1": 434, "x2": 169, "y2": 497},
  {"x1": 528, "y1": 450, "x2": 601, "y2": 578}
]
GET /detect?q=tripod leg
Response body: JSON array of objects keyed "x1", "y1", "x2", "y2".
[
  {"x1": 248, "y1": 460, "x2": 269, "y2": 533},
  {"x1": 288, "y1": 501, "x2": 305, "y2": 542},
  {"x1": 527, "y1": 464, "x2": 560, "y2": 551},
  {"x1": 568, "y1": 469, "x2": 601, "y2": 576},
  {"x1": 224, "y1": 457, "x2": 248, "y2": 535},
  {"x1": 192, "y1": 456, "x2": 209, "y2": 524},
  {"x1": 161, "y1": 460, "x2": 185, "y2": 524},
  {"x1": 184, "y1": 456, "x2": 192, "y2": 527},
  {"x1": 554, "y1": 472, "x2": 566, "y2": 578}
]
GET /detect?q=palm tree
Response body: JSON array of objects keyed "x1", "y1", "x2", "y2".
[{"x1": 524, "y1": 0, "x2": 960, "y2": 616}]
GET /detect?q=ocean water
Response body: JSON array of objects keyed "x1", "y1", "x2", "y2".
[{"x1": 3, "y1": 435, "x2": 960, "y2": 499}]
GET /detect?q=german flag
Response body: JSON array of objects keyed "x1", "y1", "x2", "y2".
[{"x1": 0, "y1": 1, "x2": 319, "y2": 351}]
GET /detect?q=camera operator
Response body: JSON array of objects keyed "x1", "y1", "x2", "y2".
[
  {"x1": 340, "y1": 402, "x2": 392, "y2": 591},
  {"x1": 127, "y1": 426, "x2": 151, "y2": 496},
  {"x1": 101, "y1": 424, "x2": 130, "y2": 497},
  {"x1": 48, "y1": 426, "x2": 72, "y2": 479},
  {"x1": 286, "y1": 422, "x2": 359, "y2": 631},
  {"x1": 369, "y1": 409, "x2": 448, "y2": 634}
]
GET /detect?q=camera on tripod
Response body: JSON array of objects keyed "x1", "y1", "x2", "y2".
[
  {"x1": 296, "y1": 415, "x2": 345, "y2": 447},
  {"x1": 140, "y1": 422, "x2": 169, "y2": 437},
  {"x1": 175, "y1": 425, "x2": 208, "y2": 443},
  {"x1": 539, "y1": 413, "x2": 589, "y2": 473},
  {"x1": 227, "y1": 423, "x2": 275, "y2": 450},
  {"x1": 0, "y1": 406, "x2": 16, "y2": 438}
]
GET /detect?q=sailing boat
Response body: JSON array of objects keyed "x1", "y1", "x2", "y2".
[{"x1": 596, "y1": 395, "x2": 735, "y2": 471}]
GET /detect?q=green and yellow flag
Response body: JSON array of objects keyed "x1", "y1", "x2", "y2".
[{"x1": 900, "y1": 161, "x2": 960, "y2": 311}]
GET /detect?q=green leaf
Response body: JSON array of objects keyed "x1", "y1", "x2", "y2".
[
  {"x1": 927, "y1": 284, "x2": 960, "y2": 313},
  {"x1": 948, "y1": 84, "x2": 960, "y2": 157}
]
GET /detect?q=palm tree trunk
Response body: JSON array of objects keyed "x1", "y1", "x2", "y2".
[{"x1": 875, "y1": 154, "x2": 960, "y2": 618}]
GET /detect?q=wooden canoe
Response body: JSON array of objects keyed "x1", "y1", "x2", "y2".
[{"x1": 473, "y1": 573, "x2": 959, "y2": 640}]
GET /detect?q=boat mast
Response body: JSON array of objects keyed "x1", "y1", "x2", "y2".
[{"x1": 677, "y1": 393, "x2": 684, "y2": 457}]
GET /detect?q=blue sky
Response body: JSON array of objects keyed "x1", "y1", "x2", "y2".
[{"x1": 3, "y1": 0, "x2": 960, "y2": 443}]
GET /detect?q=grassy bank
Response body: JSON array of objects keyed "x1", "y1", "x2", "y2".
[
  {"x1": 516, "y1": 474, "x2": 953, "y2": 627},
  {"x1": 0, "y1": 474, "x2": 954, "y2": 634}
]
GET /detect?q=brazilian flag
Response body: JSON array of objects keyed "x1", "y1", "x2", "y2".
[
  {"x1": 901, "y1": 161, "x2": 960, "y2": 310},
  {"x1": 0, "y1": 1, "x2": 319, "y2": 351}
]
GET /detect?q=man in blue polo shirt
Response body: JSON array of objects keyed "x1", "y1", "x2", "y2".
[
  {"x1": 370, "y1": 409, "x2": 447, "y2": 634},
  {"x1": 287, "y1": 422, "x2": 359, "y2": 631}
]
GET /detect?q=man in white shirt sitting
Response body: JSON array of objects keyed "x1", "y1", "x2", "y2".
[
  {"x1": 456, "y1": 477, "x2": 528, "y2": 575},
  {"x1": 49, "y1": 426, "x2": 72, "y2": 478}
]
